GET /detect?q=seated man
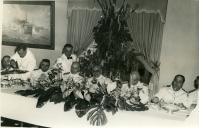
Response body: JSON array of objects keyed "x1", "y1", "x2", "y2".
[
  {"x1": 61, "y1": 62, "x2": 86, "y2": 99},
  {"x1": 187, "y1": 76, "x2": 199, "y2": 109},
  {"x1": 11, "y1": 44, "x2": 36, "y2": 72},
  {"x1": 152, "y1": 74, "x2": 191, "y2": 109},
  {"x1": 1, "y1": 55, "x2": 11, "y2": 71},
  {"x1": 30, "y1": 59, "x2": 51, "y2": 87},
  {"x1": 53, "y1": 44, "x2": 78, "y2": 74},
  {"x1": 121, "y1": 71, "x2": 149, "y2": 104},
  {"x1": 86, "y1": 65, "x2": 116, "y2": 94},
  {"x1": 1, "y1": 56, "x2": 26, "y2": 81},
  {"x1": 1, "y1": 55, "x2": 21, "y2": 72},
  {"x1": 85, "y1": 65, "x2": 116, "y2": 104}
]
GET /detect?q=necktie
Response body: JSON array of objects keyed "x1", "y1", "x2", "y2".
[{"x1": 67, "y1": 56, "x2": 72, "y2": 59}]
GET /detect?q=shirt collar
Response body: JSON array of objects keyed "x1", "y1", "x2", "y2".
[{"x1": 169, "y1": 86, "x2": 185, "y2": 95}]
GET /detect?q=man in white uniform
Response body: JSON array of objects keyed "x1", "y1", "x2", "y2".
[
  {"x1": 121, "y1": 71, "x2": 149, "y2": 104},
  {"x1": 152, "y1": 75, "x2": 191, "y2": 108},
  {"x1": 86, "y1": 65, "x2": 116, "y2": 94},
  {"x1": 61, "y1": 62, "x2": 85, "y2": 99},
  {"x1": 11, "y1": 45, "x2": 36, "y2": 72},
  {"x1": 30, "y1": 59, "x2": 51, "y2": 86},
  {"x1": 54, "y1": 44, "x2": 78, "y2": 74},
  {"x1": 187, "y1": 76, "x2": 199, "y2": 109}
]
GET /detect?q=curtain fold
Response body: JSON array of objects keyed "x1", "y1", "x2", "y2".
[
  {"x1": 67, "y1": 9, "x2": 101, "y2": 55},
  {"x1": 127, "y1": 12, "x2": 164, "y2": 96},
  {"x1": 68, "y1": 0, "x2": 168, "y2": 22}
]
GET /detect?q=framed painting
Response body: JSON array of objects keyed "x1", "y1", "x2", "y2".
[{"x1": 2, "y1": 1, "x2": 55, "y2": 50}]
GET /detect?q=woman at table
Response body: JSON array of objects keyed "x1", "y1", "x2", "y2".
[
  {"x1": 121, "y1": 71, "x2": 149, "y2": 105},
  {"x1": 11, "y1": 44, "x2": 37, "y2": 72}
]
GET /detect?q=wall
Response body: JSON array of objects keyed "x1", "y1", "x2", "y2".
[
  {"x1": 159, "y1": 0, "x2": 199, "y2": 91},
  {"x1": 1, "y1": 0, "x2": 68, "y2": 66}
]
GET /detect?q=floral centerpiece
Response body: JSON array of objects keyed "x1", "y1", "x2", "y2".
[{"x1": 15, "y1": 67, "x2": 148, "y2": 126}]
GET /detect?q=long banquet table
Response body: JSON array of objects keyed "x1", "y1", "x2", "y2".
[{"x1": 1, "y1": 88, "x2": 199, "y2": 128}]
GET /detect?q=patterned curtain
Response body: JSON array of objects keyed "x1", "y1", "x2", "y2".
[
  {"x1": 127, "y1": 12, "x2": 164, "y2": 96},
  {"x1": 67, "y1": 9, "x2": 101, "y2": 55}
]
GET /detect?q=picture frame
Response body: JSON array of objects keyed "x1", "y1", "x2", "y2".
[{"x1": 2, "y1": 1, "x2": 55, "y2": 50}]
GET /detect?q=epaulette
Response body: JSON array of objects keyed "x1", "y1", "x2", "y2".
[
  {"x1": 187, "y1": 88, "x2": 197, "y2": 94},
  {"x1": 63, "y1": 72, "x2": 70, "y2": 75},
  {"x1": 182, "y1": 88, "x2": 189, "y2": 93},
  {"x1": 121, "y1": 81, "x2": 128, "y2": 84},
  {"x1": 162, "y1": 85, "x2": 171, "y2": 88},
  {"x1": 33, "y1": 68, "x2": 40, "y2": 71}
]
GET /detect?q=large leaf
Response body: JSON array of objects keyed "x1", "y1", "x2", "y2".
[{"x1": 87, "y1": 107, "x2": 107, "y2": 126}]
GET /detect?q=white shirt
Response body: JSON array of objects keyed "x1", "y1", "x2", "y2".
[
  {"x1": 155, "y1": 86, "x2": 191, "y2": 108},
  {"x1": 188, "y1": 89, "x2": 198, "y2": 105},
  {"x1": 87, "y1": 75, "x2": 116, "y2": 94},
  {"x1": 11, "y1": 49, "x2": 36, "y2": 71},
  {"x1": 121, "y1": 81, "x2": 149, "y2": 104},
  {"x1": 62, "y1": 73, "x2": 84, "y2": 83},
  {"x1": 54, "y1": 54, "x2": 77, "y2": 74},
  {"x1": 30, "y1": 69, "x2": 49, "y2": 83},
  {"x1": 61, "y1": 73, "x2": 84, "y2": 99}
]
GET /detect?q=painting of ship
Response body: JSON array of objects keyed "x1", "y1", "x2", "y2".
[{"x1": 2, "y1": 1, "x2": 55, "y2": 49}]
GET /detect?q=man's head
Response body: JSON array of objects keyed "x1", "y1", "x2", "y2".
[
  {"x1": 172, "y1": 74, "x2": 185, "y2": 91},
  {"x1": 39, "y1": 59, "x2": 50, "y2": 72},
  {"x1": 1, "y1": 55, "x2": 11, "y2": 69},
  {"x1": 93, "y1": 65, "x2": 102, "y2": 78},
  {"x1": 62, "y1": 44, "x2": 73, "y2": 57},
  {"x1": 71, "y1": 62, "x2": 80, "y2": 74},
  {"x1": 10, "y1": 59, "x2": 18, "y2": 69},
  {"x1": 15, "y1": 45, "x2": 27, "y2": 58},
  {"x1": 130, "y1": 71, "x2": 140, "y2": 85},
  {"x1": 194, "y1": 76, "x2": 199, "y2": 89}
]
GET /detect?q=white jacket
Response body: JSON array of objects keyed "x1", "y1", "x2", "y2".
[
  {"x1": 121, "y1": 81, "x2": 149, "y2": 104},
  {"x1": 53, "y1": 54, "x2": 77, "y2": 74},
  {"x1": 155, "y1": 86, "x2": 191, "y2": 108},
  {"x1": 11, "y1": 49, "x2": 36, "y2": 71},
  {"x1": 87, "y1": 75, "x2": 116, "y2": 94}
]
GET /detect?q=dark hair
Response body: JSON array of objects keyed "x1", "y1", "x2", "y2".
[
  {"x1": 62, "y1": 44, "x2": 73, "y2": 54},
  {"x1": 10, "y1": 59, "x2": 19, "y2": 69},
  {"x1": 1, "y1": 55, "x2": 10, "y2": 69},
  {"x1": 39, "y1": 59, "x2": 50, "y2": 68},
  {"x1": 172, "y1": 74, "x2": 185, "y2": 84},
  {"x1": 194, "y1": 76, "x2": 199, "y2": 89},
  {"x1": 15, "y1": 44, "x2": 27, "y2": 53}
]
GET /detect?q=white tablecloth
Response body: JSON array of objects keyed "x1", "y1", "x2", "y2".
[{"x1": 1, "y1": 89, "x2": 199, "y2": 128}]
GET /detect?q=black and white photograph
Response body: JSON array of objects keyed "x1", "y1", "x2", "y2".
[{"x1": 0, "y1": 0, "x2": 199, "y2": 128}]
